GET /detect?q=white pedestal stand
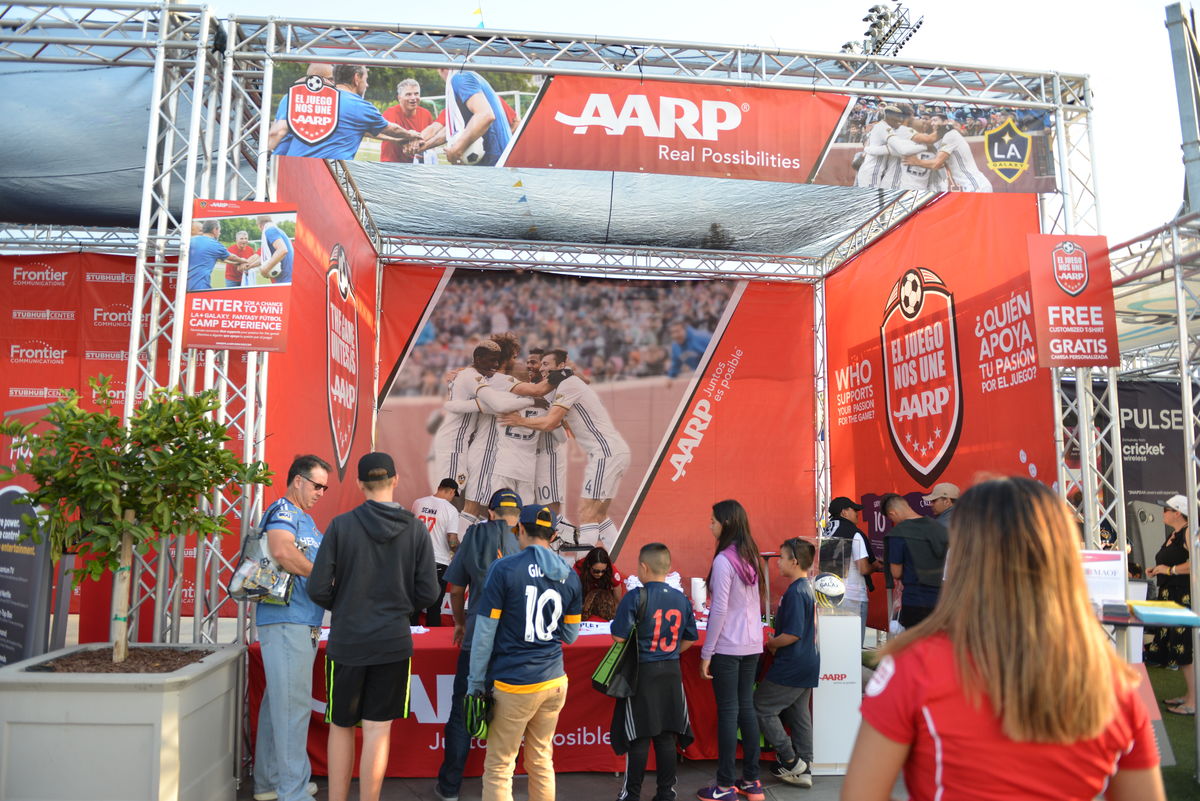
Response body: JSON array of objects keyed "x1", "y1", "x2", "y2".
[{"x1": 811, "y1": 611, "x2": 861, "y2": 775}]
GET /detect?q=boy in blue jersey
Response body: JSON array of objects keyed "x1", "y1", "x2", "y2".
[
  {"x1": 434, "y1": 488, "x2": 522, "y2": 801},
  {"x1": 611, "y1": 543, "x2": 698, "y2": 801},
  {"x1": 754, "y1": 537, "x2": 816, "y2": 788},
  {"x1": 468, "y1": 503, "x2": 583, "y2": 801},
  {"x1": 253, "y1": 454, "x2": 331, "y2": 801}
]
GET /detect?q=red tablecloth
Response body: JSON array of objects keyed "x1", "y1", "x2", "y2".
[{"x1": 248, "y1": 627, "x2": 725, "y2": 777}]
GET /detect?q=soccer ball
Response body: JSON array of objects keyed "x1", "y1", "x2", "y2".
[
  {"x1": 267, "y1": 263, "x2": 282, "y2": 280},
  {"x1": 898, "y1": 269, "x2": 923, "y2": 319},
  {"x1": 813, "y1": 572, "x2": 846, "y2": 608}
]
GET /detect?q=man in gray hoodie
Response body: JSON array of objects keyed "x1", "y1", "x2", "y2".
[{"x1": 308, "y1": 452, "x2": 441, "y2": 801}]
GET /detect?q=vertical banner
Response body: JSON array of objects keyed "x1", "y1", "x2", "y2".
[
  {"x1": 0, "y1": 487, "x2": 50, "y2": 664},
  {"x1": 1027, "y1": 234, "x2": 1118, "y2": 367},
  {"x1": 826, "y1": 194, "x2": 1053, "y2": 623},
  {"x1": 1118, "y1": 380, "x2": 1192, "y2": 505},
  {"x1": 184, "y1": 199, "x2": 297, "y2": 353},
  {"x1": 268, "y1": 158, "x2": 380, "y2": 519}
]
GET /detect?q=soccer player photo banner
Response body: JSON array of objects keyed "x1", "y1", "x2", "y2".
[
  {"x1": 375, "y1": 268, "x2": 814, "y2": 585},
  {"x1": 183, "y1": 199, "x2": 297, "y2": 353},
  {"x1": 825, "y1": 193, "x2": 1056, "y2": 500},
  {"x1": 266, "y1": 63, "x2": 1054, "y2": 195},
  {"x1": 1026, "y1": 233, "x2": 1119, "y2": 368}
]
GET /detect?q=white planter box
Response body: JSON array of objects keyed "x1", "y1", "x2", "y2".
[{"x1": 0, "y1": 643, "x2": 241, "y2": 801}]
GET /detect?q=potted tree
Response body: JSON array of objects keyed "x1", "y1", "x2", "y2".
[{"x1": 0, "y1": 376, "x2": 270, "y2": 801}]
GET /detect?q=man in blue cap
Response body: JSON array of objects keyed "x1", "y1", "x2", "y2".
[
  {"x1": 468, "y1": 503, "x2": 583, "y2": 801},
  {"x1": 434, "y1": 488, "x2": 523, "y2": 801}
]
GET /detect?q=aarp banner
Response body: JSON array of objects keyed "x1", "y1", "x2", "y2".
[{"x1": 502, "y1": 75, "x2": 851, "y2": 183}]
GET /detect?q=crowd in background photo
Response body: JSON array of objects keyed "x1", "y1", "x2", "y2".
[{"x1": 392, "y1": 273, "x2": 735, "y2": 396}]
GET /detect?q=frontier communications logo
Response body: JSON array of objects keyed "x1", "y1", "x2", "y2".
[
  {"x1": 11, "y1": 263, "x2": 68, "y2": 286},
  {"x1": 10, "y1": 341, "x2": 68, "y2": 365}
]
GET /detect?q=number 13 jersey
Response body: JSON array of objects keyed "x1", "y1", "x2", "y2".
[{"x1": 611, "y1": 581, "x2": 698, "y2": 663}]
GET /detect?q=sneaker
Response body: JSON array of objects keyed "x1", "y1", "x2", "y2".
[
  {"x1": 770, "y1": 757, "x2": 809, "y2": 785},
  {"x1": 434, "y1": 788, "x2": 459, "y2": 801},
  {"x1": 795, "y1": 771, "x2": 813, "y2": 789},
  {"x1": 734, "y1": 779, "x2": 765, "y2": 801},
  {"x1": 253, "y1": 782, "x2": 318, "y2": 801},
  {"x1": 696, "y1": 784, "x2": 738, "y2": 801}
]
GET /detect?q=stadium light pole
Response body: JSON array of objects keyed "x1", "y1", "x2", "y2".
[{"x1": 856, "y1": 2, "x2": 925, "y2": 57}]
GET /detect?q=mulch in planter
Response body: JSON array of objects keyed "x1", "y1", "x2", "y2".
[{"x1": 29, "y1": 647, "x2": 210, "y2": 674}]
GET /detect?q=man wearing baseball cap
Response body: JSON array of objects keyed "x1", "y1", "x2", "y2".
[
  {"x1": 308, "y1": 452, "x2": 441, "y2": 801},
  {"x1": 824, "y1": 497, "x2": 880, "y2": 644},
  {"x1": 435, "y1": 488, "x2": 523, "y2": 801},
  {"x1": 468, "y1": 502, "x2": 582, "y2": 801},
  {"x1": 921, "y1": 482, "x2": 961, "y2": 526}
]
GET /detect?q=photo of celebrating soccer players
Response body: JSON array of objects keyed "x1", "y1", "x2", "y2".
[{"x1": 377, "y1": 269, "x2": 735, "y2": 552}]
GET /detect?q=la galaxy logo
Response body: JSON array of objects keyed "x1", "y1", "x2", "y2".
[
  {"x1": 984, "y1": 118, "x2": 1031, "y2": 184},
  {"x1": 1051, "y1": 240, "x2": 1088, "y2": 297},
  {"x1": 287, "y1": 75, "x2": 339, "y2": 145},
  {"x1": 879, "y1": 268, "x2": 964, "y2": 485},
  {"x1": 326, "y1": 244, "x2": 359, "y2": 479}
]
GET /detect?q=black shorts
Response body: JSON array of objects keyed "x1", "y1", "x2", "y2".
[{"x1": 324, "y1": 657, "x2": 412, "y2": 727}]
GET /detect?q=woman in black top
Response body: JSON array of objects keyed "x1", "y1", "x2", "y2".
[{"x1": 1145, "y1": 495, "x2": 1194, "y2": 715}]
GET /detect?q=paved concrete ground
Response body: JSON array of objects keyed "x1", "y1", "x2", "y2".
[{"x1": 236, "y1": 760, "x2": 850, "y2": 801}]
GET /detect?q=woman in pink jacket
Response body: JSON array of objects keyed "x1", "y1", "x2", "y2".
[{"x1": 697, "y1": 499, "x2": 766, "y2": 801}]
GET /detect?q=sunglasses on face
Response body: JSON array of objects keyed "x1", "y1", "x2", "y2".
[{"x1": 299, "y1": 474, "x2": 329, "y2": 492}]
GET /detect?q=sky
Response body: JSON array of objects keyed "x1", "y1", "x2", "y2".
[{"x1": 222, "y1": 0, "x2": 1185, "y2": 244}]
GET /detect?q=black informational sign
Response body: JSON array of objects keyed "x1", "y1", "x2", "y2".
[
  {"x1": 0, "y1": 486, "x2": 50, "y2": 665},
  {"x1": 1117, "y1": 381, "x2": 1192, "y2": 505}
]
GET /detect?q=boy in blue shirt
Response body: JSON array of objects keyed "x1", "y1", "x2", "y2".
[
  {"x1": 610, "y1": 543, "x2": 698, "y2": 801},
  {"x1": 468, "y1": 504, "x2": 583, "y2": 801},
  {"x1": 754, "y1": 537, "x2": 816, "y2": 788}
]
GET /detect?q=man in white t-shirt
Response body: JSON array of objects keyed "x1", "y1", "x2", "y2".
[
  {"x1": 410, "y1": 478, "x2": 463, "y2": 627},
  {"x1": 823, "y1": 496, "x2": 880, "y2": 645}
]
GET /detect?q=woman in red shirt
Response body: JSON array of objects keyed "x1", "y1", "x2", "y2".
[{"x1": 841, "y1": 477, "x2": 1164, "y2": 801}]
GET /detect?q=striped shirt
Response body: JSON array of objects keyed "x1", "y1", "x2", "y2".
[{"x1": 551, "y1": 376, "x2": 630, "y2": 460}]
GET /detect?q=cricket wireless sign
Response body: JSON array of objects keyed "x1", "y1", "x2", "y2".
[{"x1": 880, "y1": 269, "x2": 964, "y2": 484}]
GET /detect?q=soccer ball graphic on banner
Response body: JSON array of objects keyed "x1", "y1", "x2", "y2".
[
  {"x1": 813, "y1": 572, "x2": 846, "y2": 608},
  {"x1": 898, "y1": 269, "x2": 924, "y2": 318},
  {"x1": 267, "y1": 263, "x2": 283, "y2": 279}
]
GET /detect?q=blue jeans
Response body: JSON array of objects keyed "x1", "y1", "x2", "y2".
[
  {"x1": 436, "y1": 644, "x2": 473, "y2": 797},
  {"x1": 710, "y1": 653, "x2": 761, "y2": 786},
  {"x1": 256, "y1": 623, "x2": 318, "y2": 801},
  {"x1": 843, "y1": 598, "x2": 868, "y2": 645}
]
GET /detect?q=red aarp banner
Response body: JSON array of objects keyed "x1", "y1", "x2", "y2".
[
  {"x1": 502, "y1": 75, "x2": 850, "y2": 183},
  {"x1": 1026, "y1": 234, "x2": 1118, "y2": 368},
  {"x1": 826, "y1": 194, "x2": 1054, "y2": 624},
  {"x1": 270, "y1": 157, "x2": 379, "y2": 507},
  {"x1": 185, "y1": 199, "x2": 297, "y2": 353}
]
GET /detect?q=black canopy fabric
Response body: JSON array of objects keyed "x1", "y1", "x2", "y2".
[{"x1": 0, "y1": 63, "x2": 901, "y2": 256}]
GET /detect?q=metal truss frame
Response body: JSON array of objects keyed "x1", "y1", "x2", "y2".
[{"x1": 1, "y1": 1, "x2": 1105, "y2": 654}]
